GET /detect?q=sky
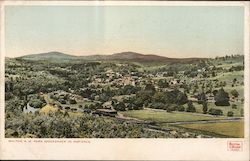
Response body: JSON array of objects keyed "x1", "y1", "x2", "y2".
[{"x1": 5, "y1": 5, "x2": 244, "y2": 58}]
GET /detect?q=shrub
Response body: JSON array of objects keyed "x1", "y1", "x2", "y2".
[
  {"x1": 152, "y1": 102, "x2": 165, "y2": 109},
  {"x1": 186, "y1": 101, "x2": 196, "y2": 112},
  {"x1": 177, "y1": 105, "x2": 185, "y2": 112},
  {"x1": 230, "y1": 89, "x2": 239, "y2": 98},
  {"x1": 29, "y1": 99, "x2": 45, "y2": 108},
  {"x1": 166, "y1": 104, "x2": 177, "y2": 112},
  {"x1": 208, "y1": 108, "x2": 223, "y2": 116},
  {"x1": 69, "y1": 99, "x2": 77, "y2": 104},
  {"x1": 231, "y1": 104, "x2": 237, "y2": 109},
  {"x1": 65, "y1": 106, "x2": 70, "y2": 110},
  {"x1": 227, "y1": 111, "x2": 234, "y2": 117}
]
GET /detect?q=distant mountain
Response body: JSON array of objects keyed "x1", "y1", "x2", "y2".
[
  {"x1": 19, "y1": 51, "x2": 77, "y2": 61},
  {"x1": 109, "y1": 52, "x2": 168, "y2": 61},
  {"x1": 17, "y1": 51, "x2": 204, "y2": 63}
]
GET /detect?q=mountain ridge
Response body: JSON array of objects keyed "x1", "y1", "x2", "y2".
[{"x1": 17, "y1": 51, "x2": 204, "y2": 63}]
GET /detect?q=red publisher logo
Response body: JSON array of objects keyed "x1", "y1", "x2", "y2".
[{"x1": 227, "y1": 141, "x2": 243, "y2": 151}]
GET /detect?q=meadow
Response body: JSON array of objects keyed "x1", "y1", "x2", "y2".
[
  {"x1": 121, "y1": 109, "x2": 223, "y2": 123},
  {"x1": 176, "y1": 121, "x2": 244, "y2": 138}
]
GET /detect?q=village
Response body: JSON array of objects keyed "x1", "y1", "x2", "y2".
[{"x1": 5, "y1": 54, "x2": 244, "y2": 138}]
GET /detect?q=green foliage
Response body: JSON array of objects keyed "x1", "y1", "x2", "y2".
[
  {"x1": 69, "y1": 99, "x2": 77, "y2": 104},
  {"x1": 230, "y1": 89, "x2": 239, "y2": 98},
  {"x1": 29, "y1": 99, "x2": 46, "y2": 109},
  {"x1": 227, "y1": 111, "x2": 234, "y2": 117},
  {"x1": 144, "y1": 83, "x2": 156, "y2": 92},
  {"x1": 231, "y1": 104, "x2": 237, "y2": 109},
  {"x1": 214, "y1": 88, "x2": 230, "y2": 106},
  {"x1": 208, "y1": 108, "x2": 223, "y2": 116},
  {"x1": 202, "y1": 101, "x2": 208, "y2": 114},
  {"x1": 5, "y1": 112, "x2": 169, "y2": 138},
  {"x1": 177, "y1": 105, "x2": 185, "y2": 112},
  {"x1": 197, "y1": 92, "x2": 207, "y2": 104},
  {"x1": 158, "y1": 79, "x2": 169, "y2": 88},
  {"x1": 186, "y1": 101, "x2": 196, "y2": 112},
  {"x1": 113, "y1": 102, "x2": 126, "y2": 111}
]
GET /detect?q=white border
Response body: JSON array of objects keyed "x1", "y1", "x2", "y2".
[{"x1": 0, "y1": 1, "x2": 249, "y2": 160}]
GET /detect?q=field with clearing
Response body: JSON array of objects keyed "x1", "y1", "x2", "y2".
[
  {"x1": 39, "y1": 104, "x2": 58, "y2": 114},
  {"x1": 40, "y1": 104, "x2": 83, "y2": 117},
  {"x1": 211, "y1": 71, "x2": 244, "y2": 83},
  {"x1": 191, "y1": 102, "x2": 243, "y2": 117},
  {"x1": 121, "y1": 109, "x2": 223, "y2": 123},
  {"x1": 177, "y1": 121, "x2": 244, "y2": 138}
]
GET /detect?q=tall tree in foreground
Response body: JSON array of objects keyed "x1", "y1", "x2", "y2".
[
  {"x1": 202, "y1": 101, "x2": 208, "y2": 114},
  {"x1": 214, "y1": 88, "x2": 230, "y2": 106},
  {"x1": 186, "y1": 100, "x2": 196, "y2": 112}
]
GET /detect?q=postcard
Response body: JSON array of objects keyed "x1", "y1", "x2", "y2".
[{"x1": 0, "y1": 1, "x2": 249, "y2": 160}]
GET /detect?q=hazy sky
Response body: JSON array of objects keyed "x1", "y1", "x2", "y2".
[{"x1": 5, "y1": 6, "x2": 244, "y2": 58}]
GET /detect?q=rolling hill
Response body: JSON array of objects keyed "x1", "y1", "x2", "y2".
[
  {"x1": 19, "y1": 51, "x2": 77, "y2": 61},
  {"x1": 17, "y1": 51, "x2": 204, "y2": 63}
]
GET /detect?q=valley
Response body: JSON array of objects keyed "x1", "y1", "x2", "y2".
[{"x1": 5, "y1": 52, "x2": 244, "y2": 138}]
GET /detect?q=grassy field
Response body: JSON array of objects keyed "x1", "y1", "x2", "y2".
[
  {"x1": 177, "y1": 121, "x2": 244, "y2": 138},
  {"x1": 191, "y1": 102, "x2": 243, "y2": 117},
  {"x1": 40, "y1": 104, "x2": 58, "y2": 114},
  {"x1": 211, "y1": 71, "x2": 244, "y2": 83},
  {"x1": 216, "y1": 62, "x2": 243, "y2": 69},
  {"x1": 40, "y1": 104, "x2": 83, "y2": 117},
  {"x1": 221, "y1": 85, "x2": 244, "y2": 98},
  {"x1": 121, "y1": 109, "x2": 223, "y2": 123}
]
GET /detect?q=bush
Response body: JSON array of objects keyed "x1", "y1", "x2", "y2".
[
  {"x1": 230, "y1": 89, "x2": 239, "y2": 98},
  {"x1": 231, "y1": 104, "x2": 237, "y2": 109},
  {"x1": 186, "y1": 101, "x2": 196, "y2": 112},
  {"x1": 166, "y1": 104, "x2": 177, "y2": 112},
  {"x1": 227, "y1": 111, "x2": 234, "y2": 117},
  {"x1": 114, "y1": 102, "x2": 126, "y2": 111},
  {"x1": 29, "y1": 99, "x2": 45, "y2": 108},
  {"x1": 69, "y1": 99, "x2": 77, "y2": 104},
  {"x1": 208, "y1": 108, "x2": 223, "y2": 116},
  {"x1": 152, "y1": 102, "x2": 166, "y2": 109},
  {"x1": 177, "y1": 105, "x2": 185, "y2": 112},
  {"x1": 65, "y1": 106, "x2": 70, "y2": 110}
]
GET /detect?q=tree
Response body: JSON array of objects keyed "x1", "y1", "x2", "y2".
[
  {"x1": 212, "y1": 90, "x2": 218, "y2": 96},
  {"x1": 69, "y1": 99, "x2": 77, "y2": 104},
  {"x1": 29, "y1": 99, "x2": 46, "y2": 108},
  {"x1": 227, "y1": 111, "x2": 234, "y2": 117},
  {"x1": 176, "y1": 92, "x2": 188, "y2": 105},
  {"x1": 144, "y1": 83, "x2": 156, "y2": 92},
  {"x1": 177, "y1": 105, "x2": 185, "y2": 112},
  {"x1": 230, "y1": 89, "x2": 239, "y2": 98},
  {"x1": 202, "y1": 101, "x2": 208, "y2": 114},
  {"x1": 197, "y1": 92, "x2": 207, "y2": 104},
  {"x1": 114, "y1": 102, "x2": 126, "y2": 111},
  {"x1": 208, "y1": 108, "x2": 223, "y2": 116},
  {"x1": 214, "y1": 88, "x2": 230, "y2": 106},
  {"x1": 158, "y1": 79, "x2": 169, "y2": 88},
  {"x1": 186, "y1": 101, "x2": 196, "y2": 112},
  {"x1": 231, "y1": 104, "x2": 237, "y2": 109}
]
